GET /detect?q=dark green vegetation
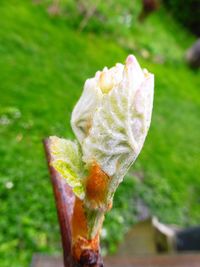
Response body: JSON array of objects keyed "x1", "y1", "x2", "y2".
[
  {"x1": 164, "y1": 0, "x2": 200, "y2": 36},
  {"x1": 0, "y1": 1, "x2": 200, "y2": 266}
]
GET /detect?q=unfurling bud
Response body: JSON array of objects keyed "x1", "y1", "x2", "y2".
[
  {"x1": 49, "y1": 55, "x2": 154, "y2": 239},
  {"x1": 71, "y1": 54, "x2": 154, "y2": 204}
]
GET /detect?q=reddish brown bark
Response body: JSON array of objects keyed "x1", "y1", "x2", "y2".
[{"x1": 43, "y1": 138, "x2": 104, "y2": 267}]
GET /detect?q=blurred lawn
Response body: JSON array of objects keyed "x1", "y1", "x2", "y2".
[{"x1": 0, "y1": 1, "x2": 200, "y2": 266}]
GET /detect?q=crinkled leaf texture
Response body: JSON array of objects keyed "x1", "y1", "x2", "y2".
[
  {"x1": 81, "y1": 69, "x2": 154, "y2": 203},
  {"x1": 71, "y1": 79, "x2": 103, "y2": 145},
  {"x1": 52, "y1": 56, "x2": 154, "y2": 208},
  {"x1": 49, "y1": 136, "x2": 86, "y2": 199}
]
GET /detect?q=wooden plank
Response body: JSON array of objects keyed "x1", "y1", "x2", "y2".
[
  {"x1": 31, "y1": 255, "x2": 63, "y2": 267},
  {"x1": 31, "y1": 253, "x2": 200, "y2": 267},
  {"x1": 106, "y1": 254, "x2": 200, "y2": 267}
]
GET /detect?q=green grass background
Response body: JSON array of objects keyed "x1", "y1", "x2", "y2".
[{"x1": 0, "y1": 0, "x2": 200, "y2": 266}]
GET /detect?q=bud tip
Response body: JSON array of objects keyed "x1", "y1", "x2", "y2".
[{"x1": 126, "y1": 54, "x2": 136, "y2": 64}]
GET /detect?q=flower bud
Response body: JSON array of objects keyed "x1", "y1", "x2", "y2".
[{"x1": 71, "y1": 55, "x2": 154, "y2": 205}]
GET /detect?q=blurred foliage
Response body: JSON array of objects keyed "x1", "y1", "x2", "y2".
[
  {"x1": 42, "y1": 0, "x2": 141, "y2": 34},
  {"x1": 163, "y1": 0, "x2": 200, "y2": 36},
  {"x1": 41, "y1": 0, "x2": 195, "y2": 63},
  {"x1": 0, "y1": 0, "x2": 200, "y2": 266}
]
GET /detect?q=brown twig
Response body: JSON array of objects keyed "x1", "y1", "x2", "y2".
[
  {"x1": 44, "y1": 138, "x2": 75, "y2": 267},
  {"x1": 43, "y1": 138, "x2": 104, "y2": 267}
]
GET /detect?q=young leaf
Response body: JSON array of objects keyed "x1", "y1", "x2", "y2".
[{"x1": 49, "y1": 136, "x2": 86, "y2": 199}]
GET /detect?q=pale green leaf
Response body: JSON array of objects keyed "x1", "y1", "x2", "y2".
[{"x1": 49, "y1": 136, "x2": 85, "y2": 199}]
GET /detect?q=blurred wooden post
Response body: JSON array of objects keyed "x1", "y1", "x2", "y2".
[
  {"x1": 43, "y1": 138, "x2": 104, "y2": 267},
  {"x1": 138, "y1": 0, "x2": 159, "y2": 22},
  {"x1": 186, "y1": 39, "x2": 200, "y2": 68}
]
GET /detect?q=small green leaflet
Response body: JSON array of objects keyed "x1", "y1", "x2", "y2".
[{"x1": 49, "y1": 136, "x2": 85, "y2": 199}]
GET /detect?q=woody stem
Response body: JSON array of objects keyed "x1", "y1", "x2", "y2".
[{"x1": 44, "y1": 138, "x2": 104, "y2": 267}]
